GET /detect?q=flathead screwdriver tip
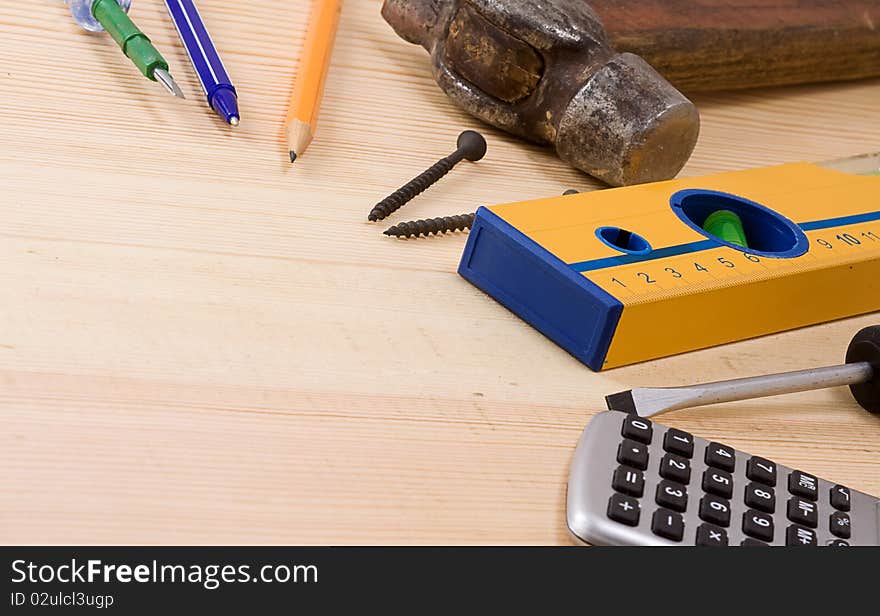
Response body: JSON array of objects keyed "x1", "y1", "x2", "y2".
[{"x1": 154, "y1": 68, "x2": 186, "y2": 99}]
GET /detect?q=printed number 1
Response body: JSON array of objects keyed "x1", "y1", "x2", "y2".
[{"x1": 612, "y1": 277, "x2": 626, "y2": 288}]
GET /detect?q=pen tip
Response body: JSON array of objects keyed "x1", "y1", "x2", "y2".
[
  {"x1": 229, "y1": 116, "x2": 240, "y2": 127},
  {"x1": 289, "y1": 151, "x2": 298, "y2": 164},
  {"x1": 154, "y1": 68, "x2": 186, "y2": 99}
]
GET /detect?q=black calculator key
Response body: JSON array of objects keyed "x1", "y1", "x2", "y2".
[
  {"x1": 788, "y1": 470, "x2": 818, "y2": 501},
  {"x1": 743, "y1": 509, "x2": 774, "y2": 542},
  {"x1": 787, "y1": 497, "x2": 818, "y2": 528},
  {"x1": 830, "y1": 485, "x2": 851, "y2": 512},
  {"x1": 612, "y1": 465, "x2": 644, "y2": 497},
  {"x1": 607, "y1": 493, "x2": 640, "y2": 526},
  {"x1": 663, "y1": 429, "x2": 694, "y2": 458},
  {"x1": 828, "y1": 540, "x2": 850, "y2": 547},
  {"x1": 702, "y1": 469, "x2": 734, "y2": 498},
  {"x1": 741, "y1": 538, "x2": 769, "y2": 547},
  {"x1": 696, "y1": 524, "x2": 728, "y2": 547},
  {"x1": 617, "y1": 439, "x2": 649, "y2": 470},
  {"x1": 746, "y1": 456, "x2": 777, "y2": 487},
  {"x1": 786, "y1": 525, "x2": 818, "y2": 546},
  {"x1": 699, "y1": 495, "x2": 731, "y2": 527},
  {"x1": 659, "y1": 453, "x2": 691, "y2": 484},
  {"x1": 705, "y1": 442, "x2": 736, "y2": 472},
  {"x1": 655, "y1": 480, "x2": 688, "y2": 512},
  {"x1": 830, "y1": 511, "x2": 852, "y2": 539},
  {"x1": 651, "y1": 508, "x2": 684, "y2": 542},
  {"x1": 621, "y1": 415, "x2": 653, "y2": 444},
  {"x1": 744, "y1": 482, "x2": 776, "y2": 513}
]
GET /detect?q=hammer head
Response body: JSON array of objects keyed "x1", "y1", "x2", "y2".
[{"x1": 382, "y1": 0, "x2": 700, "y2": 186}]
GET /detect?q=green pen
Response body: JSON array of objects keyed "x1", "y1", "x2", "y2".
[{"x1": 67, "y1": 0, "x2": 184, "y2": 98}]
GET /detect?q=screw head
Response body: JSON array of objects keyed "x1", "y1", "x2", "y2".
[{"x1": 457, "y1": 130, "x2": 488, "y2": 162}]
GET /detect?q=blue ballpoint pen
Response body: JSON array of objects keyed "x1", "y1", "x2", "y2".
[{"x1": 163, "y1": 0, "x2": 240, "y2": 125}]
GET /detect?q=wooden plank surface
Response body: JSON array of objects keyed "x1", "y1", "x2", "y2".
[{"x1": 1, "y1": 1, "x2": 879, "y2": 545}]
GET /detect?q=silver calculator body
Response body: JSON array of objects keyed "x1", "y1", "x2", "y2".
[{"x1": 567, "y1": 411, "x2": 880, "y2": 546}]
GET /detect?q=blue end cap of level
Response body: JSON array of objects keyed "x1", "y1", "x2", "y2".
[{"x1": 458, "y1": 207, "x2": 623, "y2": 371}]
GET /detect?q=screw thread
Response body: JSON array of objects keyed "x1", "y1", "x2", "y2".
[
  {"x1": 368, "y1": 154, "x2": 460, "y2": 222},
  {"x1": 384, "y1": 213, "x2": 476, "y2": 239}
]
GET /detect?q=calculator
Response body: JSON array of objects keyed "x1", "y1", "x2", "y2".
[{"x1": 566, "y1": 411, "x2": 880, "y2": 546}]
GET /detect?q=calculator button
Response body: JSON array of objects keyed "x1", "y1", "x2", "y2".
[
  {"x1": 744, "y1": 482, "x2": 776, "y2": 513},
  {"x1": 655, "y1": 480, "x2": 688, "y2": 512},
  {"x1": 663, "y1": 429, "x2": 694, "y2": 458},
  {"x1": 827, "y1": 540, "x2": 850, "y2": 547},
  {"x1": 742, "y1": 509, "x2": 774, "y2": 542},
  {"x1": 651, "y1": 508, "x2": 684, "y2": 542},
  {"x1": 740, "y1": 538, "x2": 769, "y2": 547},
  {"x1": 607, "y1": 493, "x2": 640, "y2": 526},
  {"x1": 696, "y1": 524, "x2": 728, "y2": 547},
  {"x1": 702, "y1": 469, "x2": 734, "y2": 498},
  {"x1": 705, "y1": 442, "x2": 736, "y2": 472},
  {"x1": 830, "y1": 485, "x2": 851, "y2": 512},
  {"x1": 621, "y1": 416, "x2": 653, "y2": 444},
  {"x1": 829, "y1": 511, "x2": 852, "y2": 539},
  {"x1": 612, "y1": 465, "x2": 645, "y2": 497},
  {"x1": 787, "y1": 497, "x2": 818, "y2": 528},
  {"x1": 785, "y1": 525, "x2": 817, "y2": 546},
  {"x1": 746, "y1": 456, "x2": 777, "y2": 487},
  {"x1": 659, "y1": 453, "x2": 691, "y2": 484},
  {"x1": 617, "y1": 439, "x2": 649, "y2": 470},
  {"x1": 699, "y1": 495, "x2": 731, "y2": 527},
  {"x1": 788, "y1": 470, "x2": 818, "y2": 501}
]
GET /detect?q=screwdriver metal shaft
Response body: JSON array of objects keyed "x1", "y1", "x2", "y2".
[{"x1": 607, "y1": 362, "x2": 874, "y2": 418}]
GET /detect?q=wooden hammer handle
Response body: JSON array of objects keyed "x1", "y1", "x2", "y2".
[{"x1": 590, "y1": 0, "x2": 880, "y2": 91}]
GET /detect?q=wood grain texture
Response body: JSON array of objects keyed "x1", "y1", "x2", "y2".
[
  {"x1": 1, "y1": 0, "x2": 879, "y2": 545},
  {"x1": 593, "y1": 0, "x2": 880, "y2": 91}
]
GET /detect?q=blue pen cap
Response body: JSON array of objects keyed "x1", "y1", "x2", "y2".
[
  {"x1": 209, "y1": 86, "x2": 240, "y2": 126},
  {"x1": 68, "y1": 0, "x2": 132, "y2": 32}
]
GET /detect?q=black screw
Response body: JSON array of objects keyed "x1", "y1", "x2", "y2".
[
  {"x1": 368, "y1": 131, "x2": 487, "y2": 222},
  {"x1": 383, "y1": 189, "x2": 580, "y2": 240},
  {"x1": 384, "y1": 213, "x2": 476, "y2": 239}
]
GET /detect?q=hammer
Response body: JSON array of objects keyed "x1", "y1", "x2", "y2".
[
  {"x1": 382, "y1": 0, "x2": 701, "y2": 187},
  {"x1": 383, "y1": 1, "x2": 880, "y2": 187}
]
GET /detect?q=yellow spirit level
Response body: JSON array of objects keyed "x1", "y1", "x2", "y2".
[{"x1": 459, "y1": 153, "x2": 880, "y2": 370}]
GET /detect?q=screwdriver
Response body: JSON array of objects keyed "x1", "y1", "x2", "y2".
[
  {"x1": 606, "y1": 326, "x2": 880, "y2": 417},
  {"x1": 67, "y1": 0, "x2": 184, "y2": 98}
]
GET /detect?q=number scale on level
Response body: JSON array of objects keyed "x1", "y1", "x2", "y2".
[{"x1": 584, "y1": 219, "x2": 880, "y2": 303}]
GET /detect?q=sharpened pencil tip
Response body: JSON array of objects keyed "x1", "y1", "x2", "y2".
[{"x1": 289, "y1": 151, "x2": 298, "y2": 164}]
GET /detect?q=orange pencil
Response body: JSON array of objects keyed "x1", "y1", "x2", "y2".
[{"x1": 286, "y1": 0, "x2": 343, "y2": 163}]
